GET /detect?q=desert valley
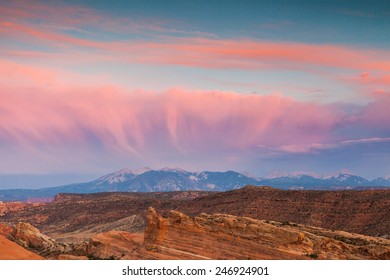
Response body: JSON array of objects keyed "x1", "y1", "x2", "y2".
[{"x1": 1, "y1": 180, "x2": 389, "y2": 260}]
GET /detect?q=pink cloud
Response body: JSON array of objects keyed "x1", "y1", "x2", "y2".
[
  {"x1": 1, "y1": 1, "x2": 389, "y2": 78},
  {"x1": 0, "y1": 21, "x2": 108, "y2": 49},
  {"x1": 0, "y1": 0, "x2": 167, "y2": 33},
  {"x1": 0, "y1": 86, "x2": 342, "y2": 157},
  {"x1": 2, "y1": 55, "x2": 386, "y2": 158},
  {"x1": 358, "y1": 96, "x2": 390, "y2": 127},
  {"x1": 340, "y1": 72, "x2": 390, "y2": 98},
  {"x1": 0, "y1": 4, "x2": 390, "y2": 75},
  {"x1": 123, "y1": 39, "x2": 390, "y2": 74},
  {"x1": 1, "y1": 1, "x2": 389, "y2": 74},
  {"x1": 3, "y1": 19, "x2": 389, "y2": 74},
  {"x1": 354, "y1": 72, "x2": 390, "y2": 86}
]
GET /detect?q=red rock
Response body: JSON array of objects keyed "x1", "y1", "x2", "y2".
[
  {"x1": 86, "y1": 231, "x2": 144, "y2": 260},
  {"x1": 142, "y1": 208, "x2": 390, "y2": 260},
  {"x1": 0, "y1": 235, "x2": 44, "y2": 260},
  {"x1": 13, "y1": 222, "x2": 55, "y2": 250},
  {"x1": 0, "y1": 223, "x2": 13, "y2": 238}
]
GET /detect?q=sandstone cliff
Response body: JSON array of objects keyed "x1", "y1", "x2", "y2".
[
  {"x1": 2, "y1": 208, "x2": 390, "y2": 260},
  {"x1": 1, "y1": 188, "x2": 389, "y2": 240},
  {"x1": 80, "y1": 208, "x2": 390, "y2": 260},
  {"x1": 141, "y1": 208, "x2": 390, "y2": 260}
]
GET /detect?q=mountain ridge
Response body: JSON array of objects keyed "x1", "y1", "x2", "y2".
[{"x1": 0, "y1": 168, "x2": 389, "y2": 201}]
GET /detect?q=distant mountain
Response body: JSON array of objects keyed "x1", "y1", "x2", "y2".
[
  {"x1": 259, "y1": 173, "x2": 375, "y2": 189},
  {"x1": 0, "y1": 168, "x2": 259, "y2": 201},
  {"x1": 0, "y1": 168, "x2": 389, "y2": 201},
  {"x1": 89, "y1": 168, "x2": 259, "y2": 192}
]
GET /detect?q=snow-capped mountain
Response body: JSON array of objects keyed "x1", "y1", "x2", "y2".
[
  {"x1": 257, "y1": 172, "x2": 376, "y2": 188},
  {"x1": 0, "y1": 168, "x2": 389, "y2": 201},
  {"x1": 94, "y1": 168, "x2": 136, "y2": 185},
  {"x1": 370, "y1": 177, "x2": 390, "y2": 186},
  {"x1": 264, "y1": 171, "x2": 322, "y2": 179},
  {"x1": 91, "y1": 168, "x2": 259, "y2": 192}
]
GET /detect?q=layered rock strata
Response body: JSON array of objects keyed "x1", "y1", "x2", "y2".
[{"x1": 142, "y1": 208, "x2": 390, "y2": 260}]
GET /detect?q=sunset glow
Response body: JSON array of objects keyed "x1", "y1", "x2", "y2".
[{"x1": 0, "y1": 0, "x2": 389, "y2": 186}]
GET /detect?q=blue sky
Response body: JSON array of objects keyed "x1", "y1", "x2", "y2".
[{"x1": 0, "y1": 0, "x2": 389, "y2": 188}]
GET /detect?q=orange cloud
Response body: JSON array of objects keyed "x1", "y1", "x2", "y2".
[
  {"x1": 2, "y1": 0, "x2": 389, "y2": 76},
  {"x1": 2, "y1": 1, "x2": 389, "y2": 76},
  {"x1": 3, "y1": 18, "x2": 389, "y2": 74},
  {"x1": 0, "y1": 21, "x2": 107, "y2": 49},
  {"x1": 123, "y1": 39, "x2": 390, "y2": 73}
]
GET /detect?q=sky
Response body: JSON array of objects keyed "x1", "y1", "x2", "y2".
[{"x1": 0, "y1": 0, "x2": 389, "y2": 188}]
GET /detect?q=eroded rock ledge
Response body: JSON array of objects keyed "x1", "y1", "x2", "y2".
[
  {"x1": 1, "y1": 208, "x2": 390, "y2": 260},
  {"x1": 143, "y1": 207, "x2": 390, "y2": 260}
]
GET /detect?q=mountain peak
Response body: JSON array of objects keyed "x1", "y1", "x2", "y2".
[
  {"x1": 131, "y1": 167, "x2": 152, "y2": 175},
  {"x1": 95, "y1": 168, "x2": 136, "y2": 185},
  {"x1": 115, "y1": 168, "x2": 133, "y2": 175},
  {"x1": 264, "y1": 171, "x2": 321, "y2": 179},
  {"x1": 158, "y1": 167, "x2": 188, "y2": 173}
]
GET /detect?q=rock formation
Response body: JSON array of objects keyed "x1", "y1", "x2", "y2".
[
  {"x1": 0, "y1": 222, "x2": 77, "y2": 259},
  {"x1": 1, "y1": 208, "x2": 390, "y2": 260},
  {"x1": 0, "y1": 223, "x2": 13, "y2": 238},
  {"x1": 86, "y1": 231, "x2": 144, "y2": 260},
  {"x1": 1, "y1": 187, "x2": 390, "y2": 260},
  {"x1": 142, "y1": 208, "x2": 390, "y2": 260},
  {"x1": 0, "y1": 201, "x2": 29, "y2": 216},
  {"x1": 12, "y1": 222, "x2": 56, "y2": 250},
  {"x1": 2, "y1": 188, "x2": 389, "y2": 239},
  {"x1": 0, "y1": 235, "x2": 43, "y2": 260}
]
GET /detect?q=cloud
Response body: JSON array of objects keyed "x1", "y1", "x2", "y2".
[
  {"x1": 273, "y1": 137, "x2": 390, "y2": 154},
  {"x1": 357, "y1": 96, "x2": 390, "y2": 127},
  {"x1": 1, "y1": 0, "x2": 389, "y2": 176},
  {"x1": 340, "y1": 72, "x2": 390, "y2": 97},
  {"x1": 0, "y1": 86, "x2": 341, "y2": 157},
  {"x1": 0, "y1": 0, "x2": 212, "y2": 44},
  {"x1": 340, "y1": 137, "x2": 390, "y2": 145},
  {"x1": 1, "y1": 57, "x2": 388, "y2": 160},
  {"x1": 1, "y1": 1, "x2": 389, "y2": 74}
]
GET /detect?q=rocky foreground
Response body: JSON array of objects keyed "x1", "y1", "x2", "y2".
[
  {"x1": 0, "y1": 234, "x2": 43, "y2": 260},
  {"x1": 0, "y1": 187, "x2": 389, "y2": 259},
  {"x1": 1, "y1": 207, "x2": 390, "y2": 260},
  {"x1": 1, "y1": 187, "x2": 389, "y2": 239}
]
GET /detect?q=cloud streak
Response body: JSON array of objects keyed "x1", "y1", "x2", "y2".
[
  {"x1": 0, "y1": 87, "x2": 341, "y2": 156},
  {"x1": 3, "y1": 19, "x2": 389, "y2": 73},
  {"x1": 1, "y1": 0, "x2": 389, "y2": 177},
  {"x1": 275, "y1": 137, "x2": 390, "y2": 154},
  {"x1": 1, "y1": 0, "x2": 389, "y2": 75},
  {"x1": 1, "y1": 83, "x2": 388, "y2": 159}
]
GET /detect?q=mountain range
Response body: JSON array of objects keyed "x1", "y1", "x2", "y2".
[{"x1": 0, "y1": 167, "x2": 389, "y2": 201}]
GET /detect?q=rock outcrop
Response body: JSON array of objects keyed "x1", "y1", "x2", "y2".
[
  {"x1": 86, "y1": 231, "x2": 144, "y2": 260},
  {"x1": 12, "y1": 222, "x2": 56, "y2": 250},
  {"x1": 2, "y1": 208, "x2": 390, "y2": 260},
  {"x1": 0, "y1": 222, "x2": 74, "y2": 259},
  {"x1": 2, "y1": 188, "x2": 389, "y2": 239},
  {"x1": 142, "y1": 208, "x2": 390, "y2": 260},
  {"x1": 0, "y1": 235, "x2": 44, "y2": 260},
  {"x1": 1, "y1": 187, "x2": 390, "y2": 260},
  {"x1": 185, "y1": 187, "x2": 390, "y2": 238},
  {"x1": 0, "y1": 223, "x2": 13, "y2": 238},
  {"x1": 0, "y1": 201, "x2": 29, "y2": 216}
]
